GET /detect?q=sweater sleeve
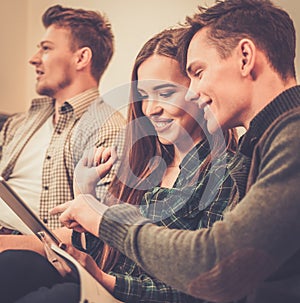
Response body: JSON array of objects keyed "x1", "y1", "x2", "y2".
[{"x1": 99, "y1": 118, "x2": 300, "y2": 302}]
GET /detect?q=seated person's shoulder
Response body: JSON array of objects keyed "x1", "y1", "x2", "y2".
[
  {"x1": 0, "y1": 113, "x2": 10, "y2": 131},
  {"x1": 0, "y1": 112, "x2": 26, "y2": 139},
  {"x1": 257, "y1": 109, "x2": 300, "y2": 165}
]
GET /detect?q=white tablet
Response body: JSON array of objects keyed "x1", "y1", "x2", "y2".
[{"x1": 0, "y1": 176, "x2": 61, "y2": 245}]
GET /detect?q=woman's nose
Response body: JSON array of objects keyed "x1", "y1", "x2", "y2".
[{"x1": 142, "y1": 99, "x2": 163, "y2": 117}]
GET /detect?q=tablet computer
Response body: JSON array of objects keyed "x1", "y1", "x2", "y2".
[
  {"x1": 0, "y1": 177, "x2": 124, "y2": 302},
  {"x1": 0, "y1": 176, "x2": 61, "y2": 245}
]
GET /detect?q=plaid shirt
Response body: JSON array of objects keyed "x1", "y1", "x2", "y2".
[
  {"x1": 0, "y1": 88, "x2": 125, "y2": 229},
  {"x1": 76, "y1": 140, "x2": 235, "y2": 303}
]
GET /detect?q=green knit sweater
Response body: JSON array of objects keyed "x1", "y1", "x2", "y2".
[{"x1": 99, "y1": 85, "x2": 300, "y2": 303}]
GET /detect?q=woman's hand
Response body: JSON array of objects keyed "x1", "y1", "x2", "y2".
[
  {"x1": 50, "y1": 194, "x2": 108, "y2": 237},
  {"x1": 74, "y1": 146, "x2": 117, "y2": 197},
  {"x1": 65, "y1": 245, "x2": 116, "y2": 293},
  {"x1": 65, "y1": 244, "x2": 103, "y2": 281}
]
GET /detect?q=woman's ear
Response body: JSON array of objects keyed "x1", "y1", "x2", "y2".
[
  {"x1": 238, "y1": 39, "x2": 256, "y2": 78},
  {"x1": 75, "y1": 47, "x2": 92, "y2": 71}
]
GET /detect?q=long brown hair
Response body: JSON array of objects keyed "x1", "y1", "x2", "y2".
[{"x1": 98, "y1": 28, "x2": 238, "y2": 272}]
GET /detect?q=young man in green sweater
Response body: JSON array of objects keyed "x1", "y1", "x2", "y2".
[{"x1": 52, "y1": 0, "x2": 300, "y2": 302}]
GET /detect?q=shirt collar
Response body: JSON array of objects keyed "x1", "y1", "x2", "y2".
[
  {"x1": 30, "y1": 97, "x2": 54, "y2": 111},
  {"x1": 249, "y1": 85, "x2": 300, "y2": 136},
  {"x1": 240, "y1": 85, "x2": 300, "y2": 156},
  {"x1": 61, "y1": 87, "x2": 100, "y2": 119},
  {"x1": 29, "y1": 88, "x2": 100, "y2": 119},
  {"x1": 179, "y1": 139, "x2": 210, "y2": 180}
]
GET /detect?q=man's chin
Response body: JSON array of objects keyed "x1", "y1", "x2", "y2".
[
  {"x1": 206, "y1": 119, "x2": 222, "y2": 135},
  {"x1": 36, "y1": 86, "x2": 53, "y2": 97}
]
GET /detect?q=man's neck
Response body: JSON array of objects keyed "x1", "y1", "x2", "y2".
[
  {"x1": 55, "y1": 85, "x2": 97, "y2": 106},
  {"x1": 52, "y1": 85, "x2": 98, "y2": 125},
  {"x1": 243, "y1": 77, "x2": 297, "y2": 130}
]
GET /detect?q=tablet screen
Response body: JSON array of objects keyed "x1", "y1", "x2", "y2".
[{"x1": 0, "y1": 176, "x2": 61, "y2": 245}]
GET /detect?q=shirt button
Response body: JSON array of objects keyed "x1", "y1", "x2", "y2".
[
  {"x1": 43, "y1": 218, "x2": 48, "y2": 224},
  {"x1": 57, "y1": 130, "x2": 62, "y2": 135},
  {"x1": 44, "y1": 186, "x2": 49, "y2": 190},
  {"x1": 46, "y1": 155, "x2": 51, "y2": 160}
]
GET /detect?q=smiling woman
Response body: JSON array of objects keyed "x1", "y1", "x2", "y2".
[
  {"x1": 46, "y1": 28, "x2": 238, "y2": 303},
  {"x1": 138, "y1": 55, "x2": 203, "y2": 150},
  {"x1": 0, "y1": 28, "x2": 238, "y2": 303}
]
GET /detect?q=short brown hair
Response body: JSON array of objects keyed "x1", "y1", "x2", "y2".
[
  {"x1": 42, "y1": 5, "x2": 114, "y2": 82},
  {"x1": 180, "y1": 0, "x2": 296, "y2": 81}
]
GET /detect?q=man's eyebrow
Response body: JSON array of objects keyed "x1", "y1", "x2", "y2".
[
  {"x1": 39, "y1": 40, "x2": 54, "y2": 47},
  {"x1": 186, "y1": 63, "x2": 195, "y2": 76}
]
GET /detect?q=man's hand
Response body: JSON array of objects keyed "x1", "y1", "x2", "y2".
[{"x1": 50, "y1": 194, "x2": 108, "y2": 237}]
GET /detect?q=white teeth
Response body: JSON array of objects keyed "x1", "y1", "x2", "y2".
[
  {"x1": 155, "y1": 121, "x2": 169, "y2": 127},
  {"x1": 203, "y1": 104, "x2": 210, "y2": 113}
]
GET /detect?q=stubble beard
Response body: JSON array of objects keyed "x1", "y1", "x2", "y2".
[{"x1": 36, "y1": 77, "x2": 72, "y2": 98}]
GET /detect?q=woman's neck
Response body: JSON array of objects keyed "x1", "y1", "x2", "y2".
[
  {"x1": 160, "y1": 140, "x2": 198, "y2": 188},
  {"x1": 172, "y1": 136, "x2": 203, "y2": 166}
]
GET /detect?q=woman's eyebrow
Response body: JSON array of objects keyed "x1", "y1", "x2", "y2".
[{"x1": 153, "y1": 83, "x2": 177, "y2": 91}]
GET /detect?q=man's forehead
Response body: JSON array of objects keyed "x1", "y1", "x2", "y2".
[
  {"x1": 187, "y1": 29, "x2": 213, "y2": 61},
  {"x1": 188, "y1": 29, "x2": 208, "y2": 53},
  {"x1": 186, "y1": 31, "x2": 205, "y2": 67}
]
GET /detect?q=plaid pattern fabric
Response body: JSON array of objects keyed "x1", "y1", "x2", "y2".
[
  {"x1": 76, "y1": 140, "x2": 235, "y2": 302},
  {"x1": 68, "y1": 96, "x2": 126, "y2": 201},
  {"x1": 0, "y1": 88, "x2": 126, "y2": 229}
]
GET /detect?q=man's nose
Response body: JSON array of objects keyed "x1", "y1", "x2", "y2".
[
  {"x1": 29, "y1": 49, "x2": 42, "y2": 66},
  {"x1": 185, "y1": 88, "x2": 199, "y2": 103}
]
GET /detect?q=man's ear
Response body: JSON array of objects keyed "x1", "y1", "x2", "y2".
[
  {"x1": 75, "y1": 47, "x2": 92, "y2": 71},
  {"x1": 238, "y1": 39, "x2": 256, "y2": 78}
]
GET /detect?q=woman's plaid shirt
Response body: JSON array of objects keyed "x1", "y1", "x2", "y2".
[{"x1": 76, "y1": 140, "x2": 235, "y2": 303}]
